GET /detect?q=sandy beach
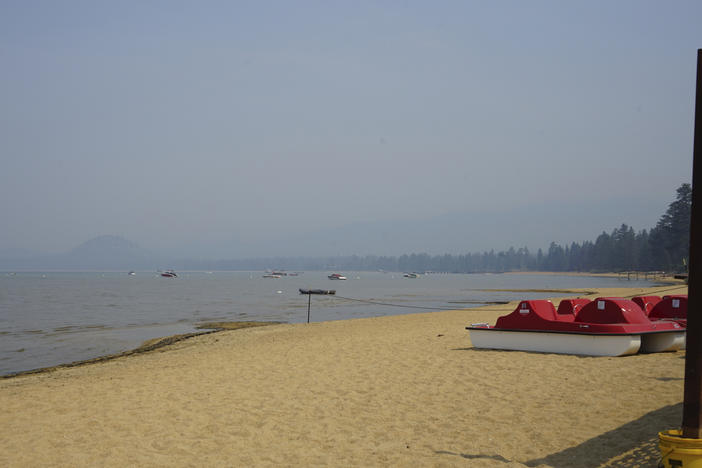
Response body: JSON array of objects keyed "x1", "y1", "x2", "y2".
[{"x1": 0, "y1": 282, "x2": 689, "y2": 467}]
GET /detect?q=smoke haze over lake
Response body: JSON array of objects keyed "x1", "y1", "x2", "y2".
[{"x1": 1, "y1": 1, "x2": 700, "y2": 258}]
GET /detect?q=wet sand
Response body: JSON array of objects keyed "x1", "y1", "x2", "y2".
[{"x1": 0, "y1": 283, "x2": 688, "y2": 467}]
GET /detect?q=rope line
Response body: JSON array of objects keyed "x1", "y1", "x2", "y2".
[{"x1": 331, "y1": 295, "x2": 460, "y2": 310}]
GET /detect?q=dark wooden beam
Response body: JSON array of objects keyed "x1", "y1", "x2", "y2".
[{"x1": 683, "y1": 49, "x2": 702, "y2": 439}]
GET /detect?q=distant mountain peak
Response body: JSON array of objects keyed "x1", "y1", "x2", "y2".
[{"x1": 63, "y1": 235, "x2": 159, "y2": 270}]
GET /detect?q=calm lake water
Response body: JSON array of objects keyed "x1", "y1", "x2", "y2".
[{"x1": 0, "y1": 271, "x2": 659, "y2": 375}]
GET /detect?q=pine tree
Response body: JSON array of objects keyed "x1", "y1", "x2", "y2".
[{"x1": 650, "y1": 183, "x2": 691, "y2": 272}]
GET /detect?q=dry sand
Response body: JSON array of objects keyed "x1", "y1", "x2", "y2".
[{"x1": 0, "y1": 282, "x2": 689, "y2": 467}]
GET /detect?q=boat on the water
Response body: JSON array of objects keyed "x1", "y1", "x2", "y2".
[
  {"x1": 328, "y1": 273, "x2": 347, "y2": 280},
  {"x1": 299, "y1": 288, "x2": 336, "y2": 295},
  {"x1": 262, "y1": 274, "x2": 281, "y2": 278},
  {"x1": 403, "y1": 272, "x2": 420, "y2": 278},
  {"x1": 160, "y1": 270, "x2": 177, "y2": 278},
  {"x1": 466, "y1": 297, "x2": 685, "y2": 357}
]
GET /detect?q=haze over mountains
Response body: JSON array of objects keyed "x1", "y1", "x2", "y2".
[
  {"x1": 241, "y1": 197, "x2": 663, "y2": 258},
  {"x1": 0, "y1": 236, "x2": 161, "y2": 271},
  {"x1": 0, "y1": 197, "x2": 666, "y2": 271}
]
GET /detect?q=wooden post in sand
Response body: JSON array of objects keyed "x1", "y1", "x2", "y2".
[
  {"x1": 683, "y1": 49, "x2": 702, "y2": 439},
  {"x1": 307, "y1": 293, "x2": 311, "y2": 323}
]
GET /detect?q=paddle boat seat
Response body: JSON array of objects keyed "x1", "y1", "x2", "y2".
[
  {"x1": 649, "y1": 295, "x2": 687, "y2": 321},
  {"x1": 631, "y1": 296, "x2": 662, "y2": 315},
  {"x1": 556, "y1": 299, "x2": 591, "y2": 322},
  {"x1": 495, "y1": 300, "x2": 559, "y2": 329}
]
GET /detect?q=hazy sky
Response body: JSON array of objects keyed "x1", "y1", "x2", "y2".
[{"x1": 1, "y1": 1, "x2": 701, "y2": 257}]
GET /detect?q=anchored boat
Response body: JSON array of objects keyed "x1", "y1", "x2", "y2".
[{"x1": 299, "y1": 289, "x2": 336, "y2": 295}]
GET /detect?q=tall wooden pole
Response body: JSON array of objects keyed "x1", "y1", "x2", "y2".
[{"x1": 682, "y1": 49, "x2": 702, "y2": 439}]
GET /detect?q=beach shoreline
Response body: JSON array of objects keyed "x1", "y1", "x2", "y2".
[
  {"x1": 0, "y1": 283, "x2": 689, "y2": 466},
  {"x1": 2, "y1": 277, "x2": 683, "y2": 380},
  {"x1": 0, "y1": 321, "x2": 283, "y2": 380}
]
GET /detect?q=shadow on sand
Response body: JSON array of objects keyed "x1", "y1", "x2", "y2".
[
  {"x1": 526, "y1": 403, "x2": 681, "y2": 467},
  {"x1": 435, "y1": 403, "x2": 681, "y2": 467}
]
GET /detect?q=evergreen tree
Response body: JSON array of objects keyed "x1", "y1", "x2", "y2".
[{"x1": 650, "y1": 183, "x2": 691, "y2": 271}]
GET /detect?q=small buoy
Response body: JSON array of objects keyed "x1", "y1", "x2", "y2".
[{"x1": 277, "y1": 290, "x2": 283, "y2": 294}]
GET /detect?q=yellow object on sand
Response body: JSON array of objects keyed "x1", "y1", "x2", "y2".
[{"x1": 660, "y1": 429, "x2": 702, "y2": 467}]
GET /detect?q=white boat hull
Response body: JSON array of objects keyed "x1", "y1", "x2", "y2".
[
  {"x1": 468, "y1": 329, "x2": 641, "y2": 357},
  {"x1": 640, "y1": 331, "x2": 686, "y2": 353}
]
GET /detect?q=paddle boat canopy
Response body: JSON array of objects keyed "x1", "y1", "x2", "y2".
[{"x1": 555, "y1": 298, "x2": 590, "y2": 321}]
